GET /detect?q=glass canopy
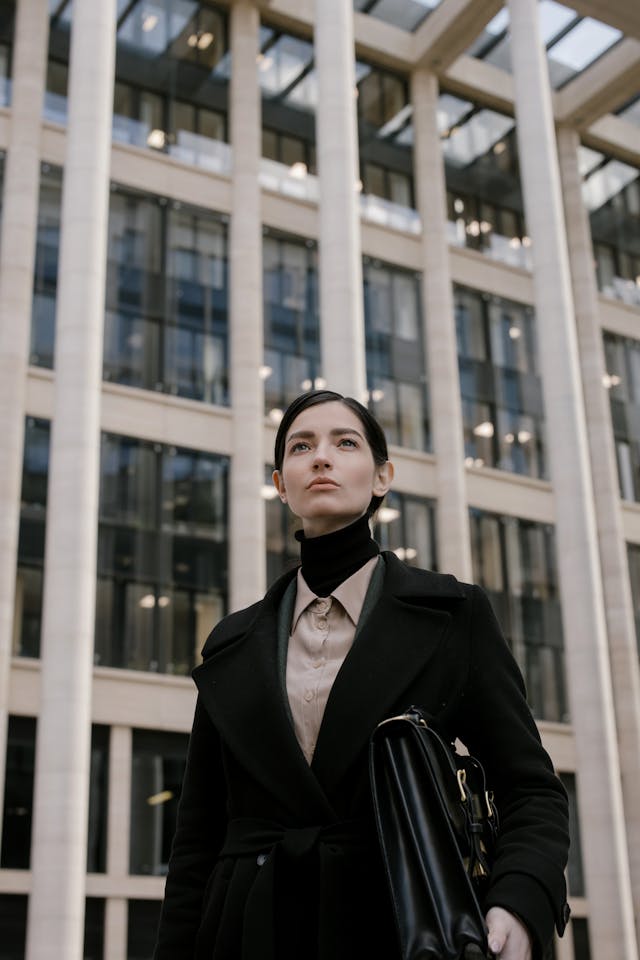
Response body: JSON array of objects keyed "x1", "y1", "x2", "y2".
[
  {"x1": 467, "y1": 1, "x2": 623, "y2": 89},
  {"x1": 352, "y1": 0, "x2": 443, "y2": 33}
]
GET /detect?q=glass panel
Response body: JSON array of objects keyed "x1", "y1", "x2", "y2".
[
  {"x1": 560, "y1": 772, "x2": 585, "y2": 897},
  {"x1": 130, "y1": 729, "x2": 188, "y2": 875},
  {"x1": 357, "y1": 61, "x2": 414, "y2": 209},
  {"x1": 128, "y1": 900, "x2": 162, "y2": 960},
  {"x1": 84, "y1": 899, "x2": 105, "y2": 960},
  {"x1": 353, "y1": 0, "x2": 442, "y2": 32},
  {"x1": 0, "y1": 895, "x2": 27, "y2": 960},
  {"x1": 104, "y1": 188, "x2": 229, "y2": 404},
  {"x1": 470, "y1": 508, "x2": 566, "y2": 722},
  {"x1": 95, "y1": 435, "x2": 228, "y2": 674},
  {"x1": 87, "y1": 726, "x2": 110, "y2": 873},
  {"x1": 372, "y1": 491, "x2": 437, "y2": 569},
  {"x1": 364, "y1": 259, "x2": 430, "y2": 452},
  {"x1": 603, "y1": 332, "x2": 640, "y2": 501},
  {"x1": 627, "y1": 543, "x2": 640, "y2": 655},
  {"x1": 1, "y1": 717, "x2": 36, "y2": 869},
  {"x1": 263, "y1": 231, "x2": 320, "y2": 416},
  {"x1": 572, "y1": 918, "x2": 592, "y2": 960},
  {"x1": 31, "y1": 164, "x2": 62, "y2": 369},
  {"x1": 456, "y1": 287, "x2": 546, "y2": 479}
]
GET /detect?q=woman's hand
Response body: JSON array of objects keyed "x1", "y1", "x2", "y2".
[{"x1": 485, "y1": 906, "x2": 532, "y2": 960}]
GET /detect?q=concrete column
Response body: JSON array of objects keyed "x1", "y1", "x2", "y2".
[
  {"x1": 228, "y1": 0, "x2": 266, "y2": 610},
  {"x1": 507, "y1": 1, "x2": 637, "y2": 957},
  {"x1": 314, "y1": 0, "x2": 367, "y2": 400},
  {"x1": 411, "y1": 68, "x2": 472, "y2": 581},
  {"x1": 557, "y1": 123, "x2": 640, "y2": 937},
  {"x1": 0, "y1": 0, "x2": 49, "y2": 853},
  {"x1": 104, "y1": 726, "x2": 131, "y2": 960},
  {"x1": 25, "y1": 1, "x2": 117, "y2": 958}
]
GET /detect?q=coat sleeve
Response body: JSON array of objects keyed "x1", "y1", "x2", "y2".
[
  {"x1": 457, "y1": 585, "x2": 570, "y2": 958},
  {"x1": 153, "y1": 696, "x2": 228, "y2": 959}
]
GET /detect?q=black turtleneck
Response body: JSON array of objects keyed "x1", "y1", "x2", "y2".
[{"x1": 296, "y1": 514, "x2": 380, "y2": 597}]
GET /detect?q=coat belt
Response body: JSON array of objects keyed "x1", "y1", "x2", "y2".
[{"x1": 220, "y1": 816, "x2": 370, "y2": 960}]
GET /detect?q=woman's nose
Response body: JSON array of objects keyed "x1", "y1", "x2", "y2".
[{"x1": 312, "y1": 445, "x2": 332, "y2": 468}]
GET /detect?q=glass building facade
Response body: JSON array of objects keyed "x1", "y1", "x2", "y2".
[{"x1": 2, "y1": 1, "x2": 637, "y2": 957}]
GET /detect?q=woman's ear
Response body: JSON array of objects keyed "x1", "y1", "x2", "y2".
[
  {"x1": 373, "y1": 460, "x2": 394, "y2": 498},
  {"x1": 272, "y1": 469, "x2": 288, "y2": 504}
]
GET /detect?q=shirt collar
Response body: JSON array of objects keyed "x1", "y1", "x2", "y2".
[{"x1": 291, "y1": 556, "x2": 379, "y2": 632}]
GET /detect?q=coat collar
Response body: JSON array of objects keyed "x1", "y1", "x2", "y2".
[{"x1": 193, "y1": 554, "x2": 465, "y2": 817}]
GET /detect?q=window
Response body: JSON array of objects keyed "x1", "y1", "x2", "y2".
[
  {"x1": 603, "y1": 333, "x2": 640, "y2": 501},
  {"x1": 128, "y1": 899, "x2": 163, "y2": 960},
  {"x1": 130, "y1": 730, "x2": 189, "y2": 876},
  {"x1": 357, "y1": 63, "x2": 414, "y2": 208},
  {"x1": 14, "y1": 418, "x2": 50, "y2": 659},
  {"x1": 627, "y1": 543, "x2": 640, "y2": 654},
  {"x1": 470, "y1": 509, "x2": 567, "y2": 722},
  {"x1": 560, "y1": 772, "x2": 585, "y2": 898},
  {"x1": 95, "y1": 434, "x2": 228, "y2": 674},
  {"x1": 0, "y1": 1, "x2": 15, "y2": 107},
  {"x1": 30, "y1": 164, "x2": 61, "y2": 370},
  {"x1": 1, "y1": 717, "x2": 36, "y2": 869},
  {"x1": 456, "y1": 286, "x2": 546, "y2": 479},
  {"x1": 0, "y1": 894, "x2": 27, "y2": 960},
  {"x1": 372, "y1": 492, "x2": 437, "y2": 569},
  {"x1": 364, "y1": 259, "x2": 429, "y2": 451},
  {"x1": 1, "y1": 718, "x2": 110, "y2": 874},
  {"x1": 582, "y1": 148, "x2": 640, "y2": 308},
  {"x1": 441, "y1": 92, "x2": 529, "y2": 269},
  {"x1": 263, "y1": 231, "x2": 321, "y2": 417},
  {"x1": 105, "y1": 186, "x2": 229, "y2": 404}
]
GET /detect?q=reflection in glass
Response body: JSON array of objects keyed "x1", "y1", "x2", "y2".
[
  {"x1": 262, "y1": 231, "x2": 321, "y2": 416},
  {"x1": 603, "y1": 333, "x2": 640, "y2": 501},
  {"x1": 103, "y1": 186, "x2": 229, "y2": 404},
  {"x1": 582, "y1": 148, "x2": 640, "y2": 308},
  {"x1": 1, "y1": 717, "x2": 36, "y2": 869},
  {"x1": 440, "y1": 92, "x2": 529, "y2": 269},
  {"x1": 364, "y1": 259, "x2": 430, "y2": 451},
  {"x1": 470, "y1": 509, "x2": 567, "y2": 722},
  {"x1": 455, "y1": 287, "x2": 546, "y2": 478},
  {"x1": 467, "y1": 2, "x2": 622, "y2": 90},
  {"x1": 14, "y1": 418, "x2": 51, "y2": 659},
  {"x1": 95, "y1": 434, "x2": 228, "y2": 674},
  {"x1": 560, "y1": 773, "x2": 585, "y2": 897},
  {"x1": 372, "y1": 492, "x2": 436, "y2": 570},
  {"x1": 353, "y1": 0, "x2": 442, "y2": 32},
  {"x1": 130, "y1": 730, "x2": 188, "y2": 875}
]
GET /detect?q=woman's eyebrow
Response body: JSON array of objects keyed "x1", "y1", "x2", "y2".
[{"x1": 286, "y1": 427, "x2": 364, "y2": 443}]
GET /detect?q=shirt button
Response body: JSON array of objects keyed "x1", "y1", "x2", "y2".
[
  {"x1": 316, "y1": 616, "x2": 328, "y2": 628},
  {"x1": 304, "y1": 689, "x2": 314, "y2": 702},
  {"x1": 257, "y1": 853, "x2": 268, "y2": 866},
  {"x1": 313, "y1": 659, "x2": 323, "y2": 669}
]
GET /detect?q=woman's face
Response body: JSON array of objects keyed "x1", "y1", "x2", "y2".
[{"x1": 272, "y1": 401, "x2": 393, "y2": 537}]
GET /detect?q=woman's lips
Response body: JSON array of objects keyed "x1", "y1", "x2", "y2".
[{"x1": 308, "y1": 478, "x2": 339, "y2": 489}]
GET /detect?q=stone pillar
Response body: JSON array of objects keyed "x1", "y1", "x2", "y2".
[
  {"x1": 507, "y1": 1, "x2": 637, "y2": 956},
  {"x1": 104, "y1": 725, "x2": 131, "y2": 960},
  {"x1": 411, "y1": 68, "x2": 472, "y2": 581},
  {"x1": 228, "y1": 0, "x2": 266, "y2": 611},
  {"x1": 314, "y1": 0, "x2": 367, "y2": 400},
  {"x1": 25, "y1": 1, "x2": 117, "y2": 957},
  {"x1": 0, "y1": 0, "x2": 49, "y2": 852},
  {"x1": 557, "y1": 123, "x2": 640, "y2": 938}
]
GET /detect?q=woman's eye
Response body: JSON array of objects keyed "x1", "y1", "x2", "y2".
[
  {"x1": 338, "y1": 438, "x2": 357, "y2": 448},
  {"x1": 290, "y1": 441, "x2": 310, "y2": 453}
]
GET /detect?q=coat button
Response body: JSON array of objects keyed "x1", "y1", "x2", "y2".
[{"x1": 257, "y1": 853, "x2": 268, "y2": 867}]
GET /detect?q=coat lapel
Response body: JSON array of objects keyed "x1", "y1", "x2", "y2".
[
  {"x1": 311, "y1": 553, "x2": 465, "y2": 803},
  {"x1": 193, "y1": 572, "x2": 336, "y2": 822}
]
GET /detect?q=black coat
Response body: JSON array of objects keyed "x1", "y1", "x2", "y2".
[{"x1": 154, "y1": 553, "x2": 570, "y2": 960}]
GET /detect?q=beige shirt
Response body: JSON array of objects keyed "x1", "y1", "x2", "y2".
[{"x1": 286, "y1": 556, "x2": 379, "y2": 764}]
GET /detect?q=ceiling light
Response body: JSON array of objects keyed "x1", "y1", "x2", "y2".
[
  {"x1": 259, "y1": 365, "x2": 273, "y2": 380},
  {"x1": 289, "y1": 161, "x2": 307, "y2": 179},
  {"x1": 377, "y1": 507, "x2": 401, "y2": 524},
  {"x1": 187, "y1": 32, "x2": 199, "y2": 48},
  {"x1": 198, "y1": 31, "x2": 214, "y2": 50},
  {"x1": 147, "y1": 790, "x2": 174, "y2": 806},
  {"x1": 473, "y1": 421, "x2": 494, "y2": 438},
  {"x1": 517, "y1": 430, "x2": 532, "y2": 443},
  {"x1": 147, "y1": 128, "x2": 166, "y2": 149},
  {"x1": 157, "y1": 596, "x2": 171, "y2": 608},
  {"x1": 261, "y1": 484, "x2": 279, "y2": 500},
  {"x1": 602, "y1": 373, "x2": 621, "y2": 389},
  {"x1": 370, "y1": 389, "x2": 385, "y2": 402},
  {"x1": 493, "y1": 141, "x2": 506, "y2": 155},
  {"x1": 142, "y1": 13, "x2": 158, "y2": 32},
  {"x1": 301, "y1": 378, "x2": 312, "y2": 390},
  {"x1": 314, "y1": 377, "x2": 327, "y2": 389},
  {"x1": 508, "y1": 326, "x2": 522, "y2": 340},
  {"x1": 257, "y1": 54, "x2": 273, "y2": 71},
  {"x1": 268, "y1": 408, "x2": 284, "y2": 424},
  {"x1": 454, "y1": 198, "x2": 464, "y2": 214},
  {"x1": 139, "y1": 594, "x2": 155, "y2": 609}
]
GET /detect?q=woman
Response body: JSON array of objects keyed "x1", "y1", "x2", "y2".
[{"x1": 154, "y1": 389, "x2": 570, "y2": 960}]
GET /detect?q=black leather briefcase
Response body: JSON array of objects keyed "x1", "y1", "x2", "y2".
[{"x1": 369, "y1": 707, "x2": 498, "y2": 960}]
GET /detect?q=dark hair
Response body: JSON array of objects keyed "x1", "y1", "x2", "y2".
[{"x1": 273, "y1": 390, "x2": 390, "y2": 516}]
